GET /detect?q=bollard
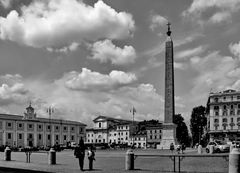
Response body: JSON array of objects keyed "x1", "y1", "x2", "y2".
[
  {"x1": 4, "y1": 147, "x2": 11, "y2": 161},
  {"x1": 229, "y1": 148, "x2": 240, "y2": 173},
  {"x1": 209, "y1": 145, "x2": 214, "y2": 154},
  {"x1": 197, "y1": 145, "x2": 202, "y2": 154},
  {"x1": 48, "y1": 148, "x2": 56, "y2": 165},
  {"x1": 125, "y1": 149, "x2": 134, "y2": 170}
]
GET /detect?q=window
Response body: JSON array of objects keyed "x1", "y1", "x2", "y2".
[
  {"x1": 71, "y1": 135, "x2": 74, "y2": 141},
  {"x1": 79, "y1": 127, "x2": 82, "y2": 133},
  {"x1": 214, "y1": 98, "x2": 219, "y2": 102},
  {"x1": 7, "y1": 122, "x2": 12, "y2": 128},
  {"x1": 223, "y1": 126, "x2": 227, "y2": 130},
  {"x1": 231, "y1": 105, "x2": 234, "y2": 109},
  {"x1": 215, "y1": 111, "x2": 219, "y2": 116},
  {"x1": 126, "y1": 126, "x2": 128, "y2": 129},
  {"x1": 237, "y1": 96, "x2": 240, "y2": 100},
  {"x1": 64, "y1": 135, "x2": 67, "y2": 140},
  {"x1": 63, "y1": 126, "x2": 67, "y2": 131},
  {"x1": 56, "y1": 135, "x2": 59, "y2": 140},
  {"x1": 223, "y1": 118, "x2": 228, "y2": 123},
  {"x1": 150, "y1": 135, "x2": 152, "y2": 139},
  {"x1": 223, "y1": 97, "x2": 226, "y2": 101},
  {"x1": 19, "y1": 123, "x2": 22, "y2": 128},
  {"x1": 214, "y1": 119, "x2": 219, "y2": 123},
  {"x1": 38, "y1": 125, "x2": 42, "y2": 129},
  {"x1": 71, "y1": 127, "x2": 75, "y2": 132},
  {"x1": 18, "y1": 134, "x2": 22, "y2": 140},
  {"x1": 214, "y1": 106, "x2": 219, "y2": 110},
  {"x1": 55, "y1": 126, "x2": 59, "y2": 130},
  {"x1": 47, "y1": 125, "x2": 51, "y2": 130},
  {"x1": 224, "y1": 105, "x2": 227, "y2": 110},
  {"x1": 155, "y1": 136, "x2": 157, "y2": 139},
  {"x1": 126, "y1": 132, "x2": 128, "y2": 135},
  {"x1": 99, "y1": 122, "x2": 101, "y2": 128},
  {"x1": 38, "y1": 134, "x2": 42, "y2": 140},
  {"x1": 8, "y1": 133, "x2": 12, "y2": 139},
  {"x1": 48, "y1": 135, "x2": 51, "y2": 140},
  {"x1": 88, "y1": 134, "x2": 90, "y2": 137},
  {"x1": 215, "y1": 126, "x2": 218, "y2": 130},
  {"x1": 231, "y1": 118, "x2": 234, "y2": 123}
]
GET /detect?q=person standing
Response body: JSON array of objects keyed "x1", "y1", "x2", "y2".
[
  {"x1": 170, "y1": 143, "x2": 174, "y2": 153},
  {"x1": 87, "y1": 146, "x2": 95, "y2": 171},
  {"x1": 74, "y1": 138, "x2": 85, "y2": 171}
]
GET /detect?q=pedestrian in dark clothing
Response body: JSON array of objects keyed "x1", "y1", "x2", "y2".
[
  {"x1": 170, "y1": 143, "x2": 174, "y2": 153},
  {"x1": 87, "y1": 146, "x2": 95, "y2": 171},
  {"x1": 74, "y1": 138, "x2": 85, "y2": 171}
]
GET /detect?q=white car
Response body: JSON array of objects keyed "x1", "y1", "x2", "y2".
[{"x1": 206, "y1": 140, "x2": 230, "y2": 153}]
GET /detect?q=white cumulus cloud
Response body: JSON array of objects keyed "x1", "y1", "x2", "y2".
[
  {"x1": 88, "y1": 39, "x2": 136, "y2": 65},
  {"x1": 149, "y1": 14, "x2": 168, "y2": 31},
  {"x1": 229, "y1": 41, "x2": 240, "y2": 60},
  {"x1": 0, "y1": 0, "x2": 135, "y2": 49},
  {"x1": 183, "y1": 0, "x2": 240, "y2": 24},
  {"x1": 61, "y1": 68, "x2": 137, "y2": 91}
]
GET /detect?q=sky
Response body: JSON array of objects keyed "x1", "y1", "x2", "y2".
[{"x1": 0, "y1": 0, "x2": 240, "y2": 127}]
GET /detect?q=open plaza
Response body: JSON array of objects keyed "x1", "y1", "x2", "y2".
[{"x1": 0, "y1": 148, "x2": 229, "y2": 173}]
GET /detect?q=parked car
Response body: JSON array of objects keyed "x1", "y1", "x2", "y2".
[{"x1": 206, "y1": 140, "x2": 230, "y2": 153}]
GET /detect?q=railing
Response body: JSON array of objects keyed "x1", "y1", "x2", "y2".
[{"x1": 134, "y1": 153, "x2": 229, "y2": 172}]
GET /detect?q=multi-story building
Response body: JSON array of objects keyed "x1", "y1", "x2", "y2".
[
  {"x1": 85, "y1": 115, "x2": 138, "y2": 145},
  {"x1": 130, "y1": 131, "x2": 147, "y2": 148},
  {"x1": 0, "y1": 104, "x2": 86, "y2": 148},
  {"x1": 207, "y1": 89, "x2": 240, "y2": 142},
  {"x1": 146, "y1": 124, "x2": 162, "y2": 148}
]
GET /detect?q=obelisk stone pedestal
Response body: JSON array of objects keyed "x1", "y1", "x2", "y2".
[{"x1": 157, "y1": 22, "x2": 177, "y2": 149}]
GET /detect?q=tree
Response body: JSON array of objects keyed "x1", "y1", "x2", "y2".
[
  {"x1": 190, "y1": 105, "x2": 207, "y2": 146},
  {"x1": 173, "y1": 114, "x2": 191, "y2": 146}
]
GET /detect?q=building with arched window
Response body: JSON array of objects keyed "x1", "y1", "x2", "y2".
[
  {"x1": 0, "y1": 104, "x2": 86, "y2": 148},
  {"x1": 207, "y1": 89, "x2": 240, "y2": 141}
]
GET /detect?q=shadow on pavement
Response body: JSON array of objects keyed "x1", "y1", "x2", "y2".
[{"x1": 0, "y1": 167, "x2": 52, "y2": 173}]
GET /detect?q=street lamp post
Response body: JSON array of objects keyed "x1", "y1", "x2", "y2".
[
  {"x1": 130, "y1": 107, "x2": 136, "y2": 148},
  {"x1": 47, "y1": 106, "x2": 54, "y2": 147}
]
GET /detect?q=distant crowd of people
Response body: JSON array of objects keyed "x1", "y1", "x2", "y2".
[{"x1": 170, "y1": 143, "x2": 186, "y2": 154}]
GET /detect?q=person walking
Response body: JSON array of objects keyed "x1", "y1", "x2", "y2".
[
  {"x1": 170, "y1": 143, "x2": 174, "y2": 153},
  {"x1": 87, "y1": 146, "x2": 95, "y2": 171},
  {"x1": 74, "y1": 138, "x2": 85, "y2": 171}
]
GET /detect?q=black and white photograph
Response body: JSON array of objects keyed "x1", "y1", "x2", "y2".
[{"x1": 0, "y1": 0, "x2": 240, "y2": 172}]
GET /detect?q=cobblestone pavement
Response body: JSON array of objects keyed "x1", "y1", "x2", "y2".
[{"x1": 0, "y1": 149, "x2": 228, "y2": 173}]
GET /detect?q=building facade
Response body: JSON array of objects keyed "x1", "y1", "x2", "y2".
[
  {"x1": 146, "y1": 125, "x2": 162, "y2": 148},
  {"x1": 85, "y1": 116, "x2": 138, "y2": 146},
  {"x1": 0, "y1": 104, "x2": 86, "y2": 148},
  {"x1": 130, "y1": 131, "x2": 147, "y2": 148},
  {"x1": 207, "y1": 89, "x2": 240, "y2": 142}
]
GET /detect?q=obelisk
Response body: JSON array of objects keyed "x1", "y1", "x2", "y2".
[{"x1": 157, "y1": 22, "x2": 177, "y2": 149}]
